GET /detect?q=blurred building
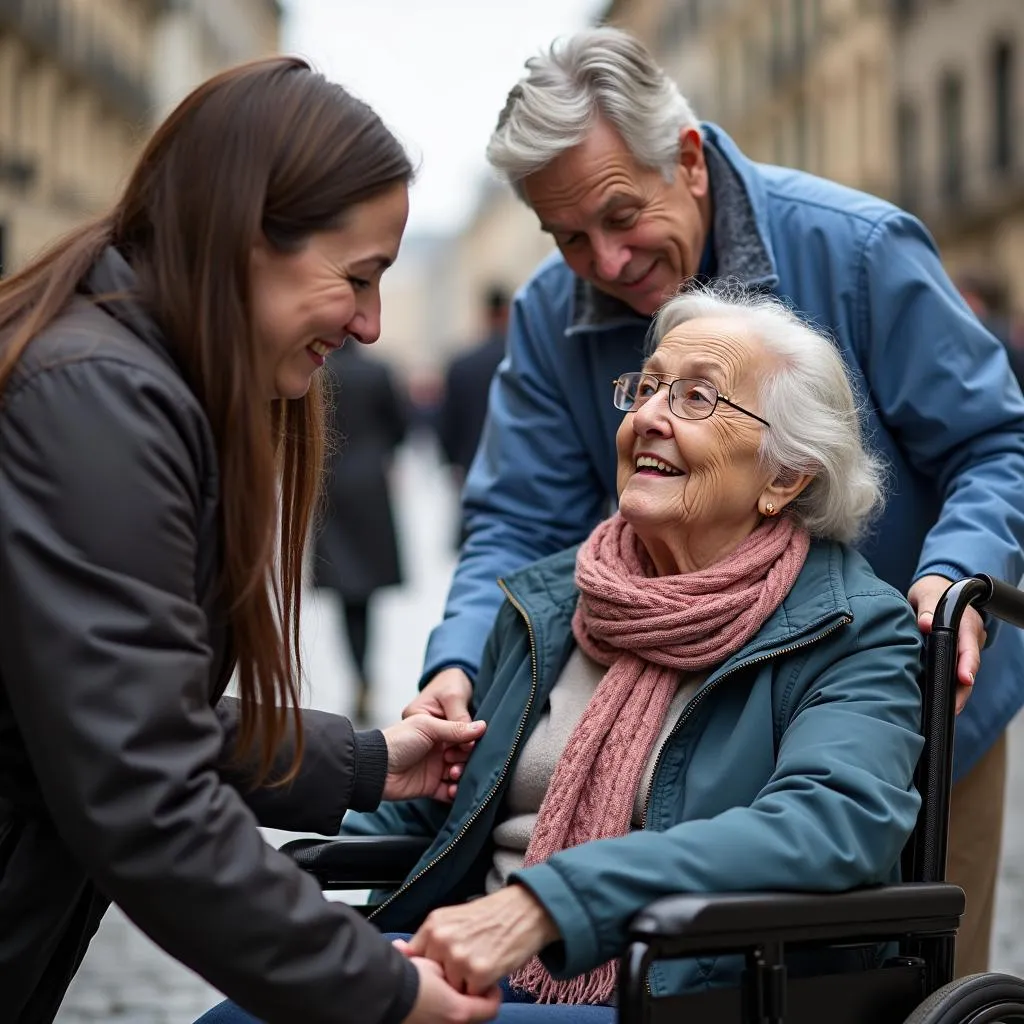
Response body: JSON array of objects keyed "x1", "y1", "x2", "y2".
[
  {"x1": 0, "y1": 0, "x2": 281, "y2": 275},
  {"x1": 402, "y1": 177, "x2": 553, "y2": 378},
  {"x1": 893, "y1": 0, "x2": 1024, "y2": 312},
  {"x1": 151, "y1": 0, "x2": 281, "y2": 120},
  {"x1": 604, "y1": 0, "x2": 896, "y2": 199},
  {"x1": 445, "y1": 179, "x2": 554, "y2": 347}
]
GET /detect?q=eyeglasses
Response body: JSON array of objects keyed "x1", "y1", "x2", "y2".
[{"x1": 612, "y1": 372, "x2": 771, "y2": 428}]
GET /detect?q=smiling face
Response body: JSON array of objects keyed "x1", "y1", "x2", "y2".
[
  {"x1": 521, "y1": 118, "x2": 711, "y2": 317},
  {"x1": 249, "y1": 182, "x2": 409, "y2": 400},
  {"x1": 615, "y1": 317, "x2": 783, "y2": 574}
]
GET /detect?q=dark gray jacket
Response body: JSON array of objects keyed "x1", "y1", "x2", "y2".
[{"x1": 0, "y1": 248, "x2": 419, "y2": 1024}]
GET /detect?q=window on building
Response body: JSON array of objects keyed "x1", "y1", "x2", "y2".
[
  {"x1": 808, "y1": 0, "x2": 821, "y2": 42},
  {"x1": 792, "y1": 0, "x2": 806, "y2": 58},
  {"x1": 939, "y1": 71, "x2": 964, "y2": 202},
  {"x1": 992, "y1": 38, "x2": 1016, "y2": 173},
  {"x1": 774, "y1": 117, "x2": 787, "y2": 165},
  {"x1": 660, "y1": 0, "x2": 690, "y2": 51},
  {"x1": 771, "y1": 1, "x2": 785, "y2": 84},
  {"x1": 717, "y1": 45, "x2": 731, "y2": 123},
  {"x1": 896, "y1": 99, "x2": 921, "y2": 211},
  {"x1": 795, "y1": 94, "x2": 809, "y2": 169},
  {"x1": 744, "y1": 35, "x2": 762, "y2": 107}
]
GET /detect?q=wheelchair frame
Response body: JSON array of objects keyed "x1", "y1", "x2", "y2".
[{"x1": 284, "y1": 573, "x2": 1024, "y2": 1024}]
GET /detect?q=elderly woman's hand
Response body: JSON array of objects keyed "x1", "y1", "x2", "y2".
[
  {"x1": 909, "y1": 574, "x2": 988, "y2": 714},
  {"x1": 399, "y1": 886, "x2": 560, "y2": 996}
]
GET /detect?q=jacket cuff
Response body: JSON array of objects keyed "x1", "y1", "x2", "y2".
[
  {"x1": 351, "y1": 729, "x2": 388, "y2": 811},
  {"x1": 382, "y1": 953, "x2": 420, "y2": 1024},
  {"x1": 511, "y1": 863, "x2": 600, "y2": 978}
]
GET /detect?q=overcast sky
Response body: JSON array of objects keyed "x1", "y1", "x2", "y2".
[{"x1": 283, "y1": 0, "x2": 605, "y2": 237}]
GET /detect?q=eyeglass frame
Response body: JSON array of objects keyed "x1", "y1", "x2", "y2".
[{"x1": 611, "y1": 371, "x2": 772, "y2": 429}]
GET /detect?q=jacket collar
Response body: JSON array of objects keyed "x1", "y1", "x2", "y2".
[
  {"x1": 566, "y1": 123, "x2": 780, "y2": 336},
  {"x1": 81, "y1": 246, "x2": 185, "y2": 377},
  {"x1": 500, "y1": 538, "x2": 852, "y2": 663}
]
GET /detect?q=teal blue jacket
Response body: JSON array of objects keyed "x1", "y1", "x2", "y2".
[{"x1": 347, "y1": 540, "x2": 924, "y2": 995}]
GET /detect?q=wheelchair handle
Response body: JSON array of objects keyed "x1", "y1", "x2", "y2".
[
  {"x1": 908, "y1": 572, "x2": 1024, "y2": 887},
  {"x1": 932, "y1": 573, "x2": 1024, "y2": 633}
]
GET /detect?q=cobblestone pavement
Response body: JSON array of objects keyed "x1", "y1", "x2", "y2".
[{"x1": 55, "y1": 437, "x2": 1024, "y2": 1020}]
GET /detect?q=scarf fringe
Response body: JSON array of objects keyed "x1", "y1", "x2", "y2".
[{"x1": 510, "y1": 956, "x2": 616, "y2": 1005}]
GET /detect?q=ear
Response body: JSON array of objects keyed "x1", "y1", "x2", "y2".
[
  {"x1": 250, "y1": 230, "x2": 276, "y2": 268},
  {"x1": 678, "y1": 127, "x2": 709, "y2": 196},
  {"x1": 758, "y1": 469, "x2": 814, "y2": 518}
]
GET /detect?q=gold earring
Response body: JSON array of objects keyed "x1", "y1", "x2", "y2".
[{"x1": 765, "y1": 502, "x2": 776, "y2": 516}]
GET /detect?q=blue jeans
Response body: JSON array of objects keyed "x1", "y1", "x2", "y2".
[{"x1": 192, "y1": 936, "x2": 616, "y2": 1023}]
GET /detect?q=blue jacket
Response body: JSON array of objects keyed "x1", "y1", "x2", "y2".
[
  {"x1": 423, "y1": 124, "x2": 1024, "y2": 780},
  {"x1": 349, "y1": 540, "x2": 923, "y2": 995}
]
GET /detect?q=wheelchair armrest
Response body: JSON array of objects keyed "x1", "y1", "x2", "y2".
[
  {"x1": 281, "y1": 836, "x2": 431, "y2": 889},
  {"x1": 628, "y1": 883, "x2": 965, "y2": 959}
]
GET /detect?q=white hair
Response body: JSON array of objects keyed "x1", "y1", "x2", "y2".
[
  {"x1": 650, "y1": 286, "x2": 886, "y2": 544},
  {"x1": 487, "y1": 27, "x2": 700, "y2": 197}
]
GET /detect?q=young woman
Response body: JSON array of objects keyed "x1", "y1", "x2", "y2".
[{"x1": 0, "y1": 58, "x2": 497, "y2": 1024}]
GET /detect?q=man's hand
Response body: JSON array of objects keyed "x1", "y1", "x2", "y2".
[
  {"x1": 399, "y1": 885, "x2": 560, "y2": 996},
  {"x1": 381, "y1": 715, "x2": 486, "y2": 802},
  {"x1": 402, "y1": 957, "x2": 501, "y2": 1023},
  {"x1": 404, "y1": 668, "x2": 474, "y2": 723},
  {"x1": 909, "y1": 574, "x2": 988, "y2": 714}
]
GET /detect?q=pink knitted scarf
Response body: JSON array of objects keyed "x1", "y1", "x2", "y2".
[{"x1": 509, "y1": 512, "x2": 810, "y2": 1004}]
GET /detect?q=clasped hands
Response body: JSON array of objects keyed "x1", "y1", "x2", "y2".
[{"x1": 381, "y1": 709, "x2": 560, "y2": 1021}]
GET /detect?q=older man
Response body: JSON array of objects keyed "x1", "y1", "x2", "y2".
[{"x1": 406, "y1": 27, "x2": 1024, "y2": 976}]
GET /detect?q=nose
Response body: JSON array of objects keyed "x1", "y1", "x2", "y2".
[
  {"x1": 591, "y1": 233, "x2": 631, "y2": 283},
  {"x1": 631, "y1": 386, "x2": 673, "y2": 437},
  {"x1": 346, "y1": 292, "x2": 382, "y2": 344}
]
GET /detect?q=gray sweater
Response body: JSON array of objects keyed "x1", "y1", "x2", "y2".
[{"x1": 486, "y1": 647, "x2": 702, "y2": 893}]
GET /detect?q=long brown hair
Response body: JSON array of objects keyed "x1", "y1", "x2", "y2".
[{"x1": 0, "y1": 58, "x2": 413, "y2": 783}]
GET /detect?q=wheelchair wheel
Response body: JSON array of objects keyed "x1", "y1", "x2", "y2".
[{"x1": 904, "y1": 973, "x2": 1024, "y2": 1023}]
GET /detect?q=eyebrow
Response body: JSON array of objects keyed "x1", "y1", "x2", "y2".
[
  {"x1": 644, "y1": 357, "x2": 726, "y2": 383},
  {"x1": 539, "y1": 192, "x2": 639, "y2": 236},
  {"x1": 352, "y1": 254, "x2": 394, "y2": 272}
]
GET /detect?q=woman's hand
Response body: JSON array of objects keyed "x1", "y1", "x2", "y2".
[
  {"x1": 400, "y1": 885, "x2": 560, "y2": 996},
  {"x1": 402, "y1": 956, "x2": 501, "y2": 1023},
  {"x1": 381, "y1": 715, "x2": 486, "y2": 802}
]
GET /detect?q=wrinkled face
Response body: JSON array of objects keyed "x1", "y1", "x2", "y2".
[
  {"x1": 615, "y1": 317, "x2": 774, "y2": 568},
  {"x1": 250, "y1": 183, "x2": 409, "y2": 400},
  {"x1": 522, "y1": 119, "x2": 710, "y2": 317}
]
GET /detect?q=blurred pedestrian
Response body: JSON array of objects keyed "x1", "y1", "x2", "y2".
[
  {"x1": 314, "y1": 342, "x2": 409, "y2": 725},
  {"x1": 956, "y1": 269, "x2": 1024, "y2": 389},
  {"x1": 407, "y1": 27, "x2": 1024, "y2": 982},
  {"x1": 437, "y1": 284, "x2": 511, "y2": 485},
  {"x1": 0, "y1": 57, "x2": 498, "y2": 1024}
]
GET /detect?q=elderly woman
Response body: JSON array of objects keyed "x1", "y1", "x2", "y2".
[{"x1": 204, "y1": 286, "x2": 924, "y2": 1024}]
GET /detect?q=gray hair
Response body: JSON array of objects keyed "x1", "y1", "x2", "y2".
[
  {"x1": 650, "y1": 287, "x2": 886, "y2": 544},
  {"x1": 487, "y1": 27, "x2": 699, "y2": 197}
]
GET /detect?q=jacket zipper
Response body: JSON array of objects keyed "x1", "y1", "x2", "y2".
[
  {"x1": 637, "y1": 613, "x2": 852, "y2": 996},
  {"x1": 639, "y1": 614, "x2": 853, "y2": 830},
  {"x1": 369, "y1": 579, "x2": 540, "y2": 920}
]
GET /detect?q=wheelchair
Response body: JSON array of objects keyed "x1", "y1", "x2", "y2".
[{"x1": 284, "y1": 573, "x2": 1024, "y2": 1023}]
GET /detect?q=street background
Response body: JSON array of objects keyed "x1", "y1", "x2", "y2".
[
  {"x1": 55, "y1": 433, "x2": 1024, "y2": 1022},
  {"x1": 1, "y1": 0, "x2": 1023, "y2": 1020}
]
